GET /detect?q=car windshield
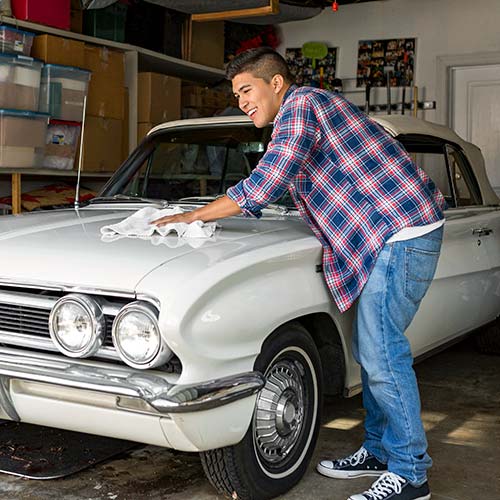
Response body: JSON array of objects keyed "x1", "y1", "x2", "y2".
[{"x1": 97, "y1": 122, "x2": 296, "y2": 209}]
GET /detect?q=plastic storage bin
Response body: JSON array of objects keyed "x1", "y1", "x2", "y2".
[
  {"x1": 44, "y1": 119, "x2": 81, "y2": 170},
  {"x1": 0, "y1": 54, "x2": 43, "y2": 111},
  {"x1": 39, "y1": 64, "x2": 91, "y2": 122},
  {"x1": 11, "y1": 0, "x2": 70, "y2": 30},
  {"x1": 83, "y1": 2, "x2": 127, "y2": 43},
  {"x1": 0, "y1": 26, "x2": 35, "y2": 56},
  {"x1": 0, "y1": 109, "x2": 49, "y2": 168}
]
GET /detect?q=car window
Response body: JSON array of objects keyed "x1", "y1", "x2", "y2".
[
  {"x1": 445, "y1": 145, "x2": 481, "y2": 207},
  {"x1": 105, "y1": 124, "x2": 301, "y2": 205},
  {"x1": 411, "y1": 151, "x2": 453, "y2": 203},
  {"x1": 398, "y1": 134, "x2": 482, "y2": 208}
]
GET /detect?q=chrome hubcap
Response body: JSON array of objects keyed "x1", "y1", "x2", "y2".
[{"x1": 253, "y1": 359, "x2": 305, "y2": 465}]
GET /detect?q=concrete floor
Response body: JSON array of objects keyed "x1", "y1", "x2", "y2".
[{"x1": 0, "y1": 336, "x2": 499, "y2": 500}]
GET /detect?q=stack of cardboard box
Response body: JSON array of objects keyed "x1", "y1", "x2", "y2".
[
  {"x1": 83, "y1": 44, "x2": 127, "y2": 172},
  {"x1": 137, "y1": 72, "x2": 181, "y2": 143},
  {"x1": 32, "y1": 34, "x2": 127, "y2": 173},
  {"x1": 181, "y1": 84, "x2": 236, "y2": 117}
]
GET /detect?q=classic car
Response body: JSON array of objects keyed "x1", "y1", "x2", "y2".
[{"x1": 0, "y1": 114, "x2": 499, "y2": 499}]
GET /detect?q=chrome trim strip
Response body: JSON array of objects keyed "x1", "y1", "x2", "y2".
[
  {"x1": 0, "y1": 280, "x2": 159, "y2": 312},
  {"x1": 0, "y1": 333, "x2": 120, "y2": 361},
  {"x1": 0, "y1": 377, "x2": 19, "y2": 421},
  {"x1": 0, "y1": 290, "x2": 58, "y2": 309},
  {"x1": 0, "y1": 348, "x2": 264, "y2": 414},
  {"x1": 0, "y1": 289, "x2": 123, "y2": 317},
  {"x1": 0, "y1": 278, "x2": 136, "y2": 299}
]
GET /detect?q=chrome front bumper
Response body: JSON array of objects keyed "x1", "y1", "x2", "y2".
[{"x1": 0, "y1": 347, "x2": 265, "y2": 421}]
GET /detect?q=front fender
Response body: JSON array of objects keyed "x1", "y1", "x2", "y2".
[{"x1": 137, "y1": 238, "x2": 333, "y2": 384}]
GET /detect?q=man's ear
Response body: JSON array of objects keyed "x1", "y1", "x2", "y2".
[{"x1": 271, "y1": 74, "x2": 285, "y2": 94}]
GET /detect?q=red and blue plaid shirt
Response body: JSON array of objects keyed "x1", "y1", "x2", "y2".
[{"x1": 226, "y1": 85, "x2": 445, "y2": 312}]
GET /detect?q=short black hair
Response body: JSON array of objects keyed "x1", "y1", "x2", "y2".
[{"x1": 225, "y1": 47, "x2": 294, "y2": 84}]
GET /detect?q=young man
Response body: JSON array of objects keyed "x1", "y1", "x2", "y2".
[{"x1": 153, "y1": 47, "x2": 444, "y2": 500}]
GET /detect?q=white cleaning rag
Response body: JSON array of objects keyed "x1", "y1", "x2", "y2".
[{"x1": 100, "y1": 207, "x2": 217, "y2": 240}]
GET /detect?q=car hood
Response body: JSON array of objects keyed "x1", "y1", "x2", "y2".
[{"x1": 0, "y1": 206, "x2": 310, "y2": 293}]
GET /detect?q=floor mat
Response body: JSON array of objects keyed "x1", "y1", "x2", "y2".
[{"x1": 0, "y1": 421, "x2": 136, "y2": 479}]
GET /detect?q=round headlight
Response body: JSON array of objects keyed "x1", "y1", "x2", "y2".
[
  {"x1": 49, "y1": 294, "x2": 105, "y2": 358},
  {"x1": 112, "y1": 301, "x2": 171, "y2": 369}
]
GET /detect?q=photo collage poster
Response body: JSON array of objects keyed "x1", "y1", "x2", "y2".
[
  {"x1": 285, "y1": 47, "x2": 338, "y2": 90},
  {"x1": 357, "y1": 38, "x2": 416, "y2": 87}
]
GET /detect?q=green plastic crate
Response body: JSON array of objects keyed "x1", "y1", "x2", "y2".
[{"x1": 83, "y1": 3, "x2": 127, "y2": 43}]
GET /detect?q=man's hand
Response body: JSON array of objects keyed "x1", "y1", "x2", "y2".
[
  {"x1": 151, "y1": 195, "x2": 242, "y2": 227},
  {"x1": 152, "y1": 212, "x2": 195, "y2": 227}
]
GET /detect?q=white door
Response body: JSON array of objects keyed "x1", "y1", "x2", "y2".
[
  {"x1": 450, "y1": 64, "x2": 500, "y2": 328},
  {"x1": 451, "y1": 64, "x2": 500, "y2": 195}
]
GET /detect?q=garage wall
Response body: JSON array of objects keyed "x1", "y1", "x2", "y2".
[{"x1": 278, "y1": 0, "x2": 500, "y2": 123}]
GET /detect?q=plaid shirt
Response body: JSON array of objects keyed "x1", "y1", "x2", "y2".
[{"x1": 226, "y1": 85, "x2": 445, "y2": 312}]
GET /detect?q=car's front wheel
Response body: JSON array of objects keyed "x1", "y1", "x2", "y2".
[{"x1": 200, "y1": 322, "x2": 323, "y2": 500}]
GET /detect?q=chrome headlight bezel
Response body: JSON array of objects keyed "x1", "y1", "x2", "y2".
[
  {"x1": 111, "y1": 301, "x2": 171, "y2": 369},
  {"x1": 49, "y1": 293, "x2": 106, "y2": 358}
]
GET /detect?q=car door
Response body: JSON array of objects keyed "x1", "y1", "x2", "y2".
[{"x1": 397, "y1": 134, "x2": 494, "y2": 355}]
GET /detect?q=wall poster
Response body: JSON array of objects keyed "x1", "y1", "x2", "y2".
[
  {"x1": 285, "y1": 46, "x2": 338, "y2": 90},
  {"x1": 357, "y1": 38, "x2": 415, "y2": 87}
]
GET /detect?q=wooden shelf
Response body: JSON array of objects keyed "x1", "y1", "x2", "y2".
[
  {"x1": 0, "y1": 16, "x2": 225, "y2": 84},
  {"x1": 0, "y1": 169, "x2": 115, "y2": 214}
]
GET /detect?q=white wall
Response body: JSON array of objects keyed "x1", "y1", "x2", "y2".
[{"x1": 278, "y1": 0, "x2": 500, "y2": 122}]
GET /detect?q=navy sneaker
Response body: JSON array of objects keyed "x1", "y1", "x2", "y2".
[
  {"x1": 317, "y1": 446, "x2": 387, "y2": 479},
  {"x1": 348, "y1": 472, "x2": 431, "y2": 500}
]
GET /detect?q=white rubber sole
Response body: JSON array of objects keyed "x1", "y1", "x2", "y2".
[
  {"x1": 347, "y1": 493, "x2": 431, "y2": 500},
  {"x1": 348, "y1": 491, "x2": 431, "y2": 500},
  {"x1": 316, "y1": 462, "x2": 387, "y2": 479}
]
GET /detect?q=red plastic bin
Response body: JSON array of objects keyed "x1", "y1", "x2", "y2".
[{"x1": 11, "y1": 0, "x2": 70, "y2": 31}]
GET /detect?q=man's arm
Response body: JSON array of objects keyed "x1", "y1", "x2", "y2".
[{"x1": 152, "y1": 195, "x2": 241, "y2": 226}]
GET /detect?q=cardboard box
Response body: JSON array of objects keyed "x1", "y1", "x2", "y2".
[
  {"x1": 32, "y1": 34, "x2": 85, "y2": 68},
  {"x1": 83, "y1": 45, "x2": 125, "y2": 87},
  {"x1": 190, "y1": 21, "x2": 224, "y2": 69},
  {"x1": 138, "y1": 72, "x2": 181, "y2": 123},
  {"x1": 87, "y1": 78, "x2": 126, "y2": 120},
  {"x1": 80, "y1": 115, "x2": 123, "y2": 172}
]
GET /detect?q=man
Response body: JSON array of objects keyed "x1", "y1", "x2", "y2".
[{"x1": 153, "y1": 47, "x2": 444, "y2": 500}]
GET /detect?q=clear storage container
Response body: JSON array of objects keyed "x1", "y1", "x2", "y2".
[
  {"x1": 0, "y1": 26, "x2": 35, "y2": 56},
  {"x1": 0, "y1": 54, "x2": 43, "y2": 111},
  {"x1": 44, "y1": 119, "x2": 81, "y2": 170},
  {"x1": 0, "y1": 109, "x2": 49, "y2": 168},
  {"x1": 39, "y1": 64, "x2": 91, "y2": 122}
]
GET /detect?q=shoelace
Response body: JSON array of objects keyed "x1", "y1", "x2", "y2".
[
  {"x1": 363, "y1": 472, "x2": 406, "y2": 500},
  {"x1": 336, "y1": 447, "x2": 369, "y2": 466}
]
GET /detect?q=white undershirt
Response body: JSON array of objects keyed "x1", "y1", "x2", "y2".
[{"x1": 386, "y1": 219, "x2": 445, "y2": 243}]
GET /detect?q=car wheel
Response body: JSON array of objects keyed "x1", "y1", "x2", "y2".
[
  {"x1": 475, "y1": 320, "x2": 500, "y2": 354},
  {"x1": 200, "y1": 322, "x2": 323, "y2": 500}
]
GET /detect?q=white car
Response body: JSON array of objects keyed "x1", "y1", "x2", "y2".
[{"x1": 0, "y1": 115, "x2": 498, "y2": 499}]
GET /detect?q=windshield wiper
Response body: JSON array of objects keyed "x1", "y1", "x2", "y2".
[
  {"x1": 89, "y1": 194, "x2": 169, "y2": 206},
  {"x1": 177, "y1": 195, "x2": 225, "y2": 203}
]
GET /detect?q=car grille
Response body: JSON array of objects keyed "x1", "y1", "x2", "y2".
[
  {"x1": 0, "y1": 286, "x2": 182, "y2": 373},
  {"x1": 0, "y1": 302, "x2": 116, "y2": 348},
  {"x1": 0, "y1": 288, "x2": 126, "y2": 361}
]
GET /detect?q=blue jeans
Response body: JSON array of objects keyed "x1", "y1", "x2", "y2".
[{"x1": 352, "y1": 226, "x2": 443, "y2": 486}]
